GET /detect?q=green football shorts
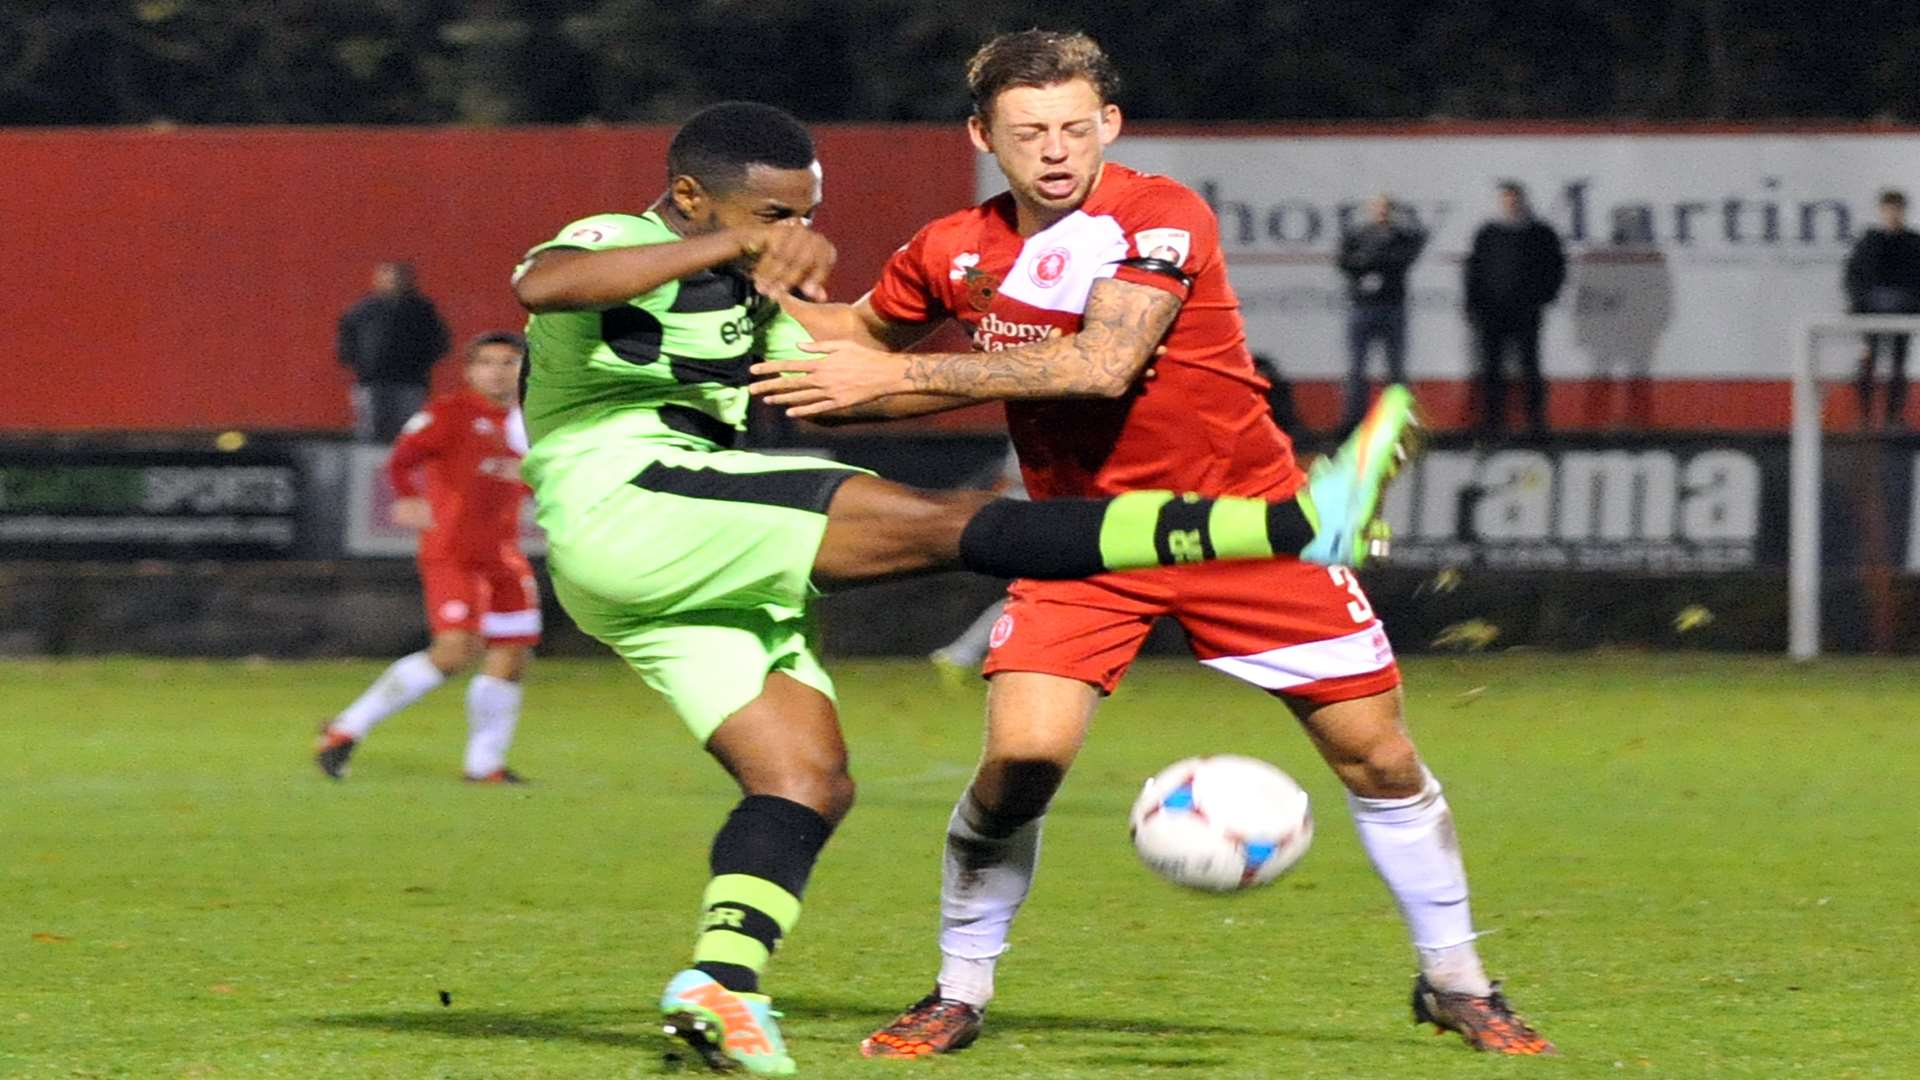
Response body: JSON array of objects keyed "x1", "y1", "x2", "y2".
[{"x1": 539, "y1": 445, "x2": 868, "y2": 743}]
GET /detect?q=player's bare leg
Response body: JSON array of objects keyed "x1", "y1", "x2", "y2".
[
  {"x1": 315, "y1": 629, "x2": 480, "y2": 779},
  {"x1": 478, "y1": 643, "x2": 529, "y2": 681},
  {"x1": 1286, "y1": 688, "x2": 1554, "y2": 1055},
  {"x1": 810, "y1": 477, "x2": 991, "y2": 585},
  {"x1": 464, "y1": 643, "x2": 531, "y2": 784},
  {"x1": 661, "y1": 673, "x2": 851, "y2": 1075},
  {"x1": 704, "y1": 674, "x2": 856, "y2": 823},
  {"x1": 426, "y1": 629, "x2": 485, "y2": 674},
  {"x1": 863, "y1": 672, "x2": 1099, "y2": 1058}
]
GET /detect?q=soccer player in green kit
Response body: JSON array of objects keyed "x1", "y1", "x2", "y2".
[{"x1": 511, "y1": 101, "x2": 1416, "y2": 1075}]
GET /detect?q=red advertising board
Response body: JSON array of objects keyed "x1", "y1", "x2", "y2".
[{"x1": 3, "y1": 125, "x2": 973, "y2": 432}]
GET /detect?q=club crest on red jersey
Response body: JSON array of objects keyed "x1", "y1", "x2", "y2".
[{"x1": 1029, "y1": 247, "x2": 1071, "y2": 288}]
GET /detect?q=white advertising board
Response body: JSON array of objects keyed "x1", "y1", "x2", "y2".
[{"x1": 977, "y1": 133, "x2": 1920, "y2": 380}]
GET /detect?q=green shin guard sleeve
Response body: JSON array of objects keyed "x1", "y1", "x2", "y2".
[{"x1": 956, "y1": 491, "x2": 1311, "y2": 580}]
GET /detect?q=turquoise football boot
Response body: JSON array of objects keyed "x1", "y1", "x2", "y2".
[
  {"x1": 1298, "y1": 384, "x2": 1419, "y2": 567},
  {"x1": 659, "y1": 969, "x2": 795, "y2": 1075}
]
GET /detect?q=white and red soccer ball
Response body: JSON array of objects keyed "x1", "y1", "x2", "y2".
[{"x1": 1129, "y1": 755, "x2": 1314, "y2": 892}]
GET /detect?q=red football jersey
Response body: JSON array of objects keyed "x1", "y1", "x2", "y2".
[
  {"x1": 868, "y1": 162, "x2": 1301, "y2": 501},
  {"x1": 386, "y1": 389, "x2": 530, "y2": 564}
]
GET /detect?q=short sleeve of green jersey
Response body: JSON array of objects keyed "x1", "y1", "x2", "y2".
[
  {"x1": 516, "y1": 213, "x2": 669, "y2": 274},
  {"x1": 755, "y1": 305, "x2": 812, "y2": 362}
]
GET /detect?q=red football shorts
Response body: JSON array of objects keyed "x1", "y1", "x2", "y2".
[
  {"x1": 419, "y1": 557, "x2": 542, "y2": 644},
  {"x1": 982, "y1": 558, "x2": 1399, "y2": 706}
]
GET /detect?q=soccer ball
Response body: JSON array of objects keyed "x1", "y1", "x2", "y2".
[{"x1": 1129, "y1": 755, "x2": 1314, "y2": 892}]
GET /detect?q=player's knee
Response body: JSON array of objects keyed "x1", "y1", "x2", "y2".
[
  {"x1": 747, "y1": 740, "x2": 855, "y2": 824},
  {"x1": 975, "y1": 756, "x2": 1068, "y2": 826},
  {"x1": 821, "y1": 770, "x2": 857, "y2": 826},
  {"x1": 1348, "y1": 735, "x2": 1423, "y2": 799},
  {"x1": 427, "y1": 633, "x2": 479, "y2": 673},
  {"x1": 899, "y1": 489, "x2": 990, "y2": 553},
  {"x1": 772, "y1": 765, "x2": 855, "y2": 826},
  {"x1": 484, "y1": 647, "x2": 529, "y2": 681}
]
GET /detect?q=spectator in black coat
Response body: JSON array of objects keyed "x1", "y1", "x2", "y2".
[
  {"x1": 337, "y1": 261, "x2": 451, "y2": 442},
  {"x1": 1337, "y1": 194, "x2": 1427, "y2": 432},
  {"x1": 1464, "y1": 181, "x2": 1566, "y2": 435},
  {"x1": 1845, "y1": 189, "x2": 1920, "y2": 428}
]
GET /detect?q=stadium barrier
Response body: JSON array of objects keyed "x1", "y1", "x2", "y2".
[{"x1": 3, "y1": 432, "x2": 1914, "y2": 656}]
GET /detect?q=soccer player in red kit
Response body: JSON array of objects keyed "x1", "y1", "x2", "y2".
[
  {"x1": 753, "y1": 31, "x2": 1552, "y2": 1058},
  {"x1": 316, "y1": 331, "x2": 540, "y2": 784}
]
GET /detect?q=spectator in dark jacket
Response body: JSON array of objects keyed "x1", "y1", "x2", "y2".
[
  {"x1": 1464, "y1": 181, "x2": 1566, "y2": 435},
  {"x1": 1845, "y1": 189, "x2": 1920, "y2": 428},
  {"x1": 337, "y1": 261, "x2": 451, "y2": 442},
  {"x1": 1337, "y1": 194, "x2": 1427, "y2": 432}
]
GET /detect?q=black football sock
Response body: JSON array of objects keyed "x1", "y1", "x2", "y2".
[
  {"x1": 957, "y1": 491, "x2": 1315, "y2": 580},
  {"x1": 691, "y1": 795, "x2": 833, "y2": 994}
]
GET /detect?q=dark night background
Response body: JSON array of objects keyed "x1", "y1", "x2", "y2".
[{"x1": 5, "y1": 1, "x2": 1917, "y2": 126}]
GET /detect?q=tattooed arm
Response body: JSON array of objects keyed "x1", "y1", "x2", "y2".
[
  {"x1": 747, "y1": 278, "x2": 1181, "y2": 418},
  {"x1": 769, "y1": 293, "x2": 980, "y2": 425},
  {"x1": 903, "y1": 278, "x2": 1179, "y2": 398}
]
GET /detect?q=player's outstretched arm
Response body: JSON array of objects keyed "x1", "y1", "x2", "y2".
[
  {"x1": 775, "y1": 294, "x2": 980, "y2": 425},
  {"x1": 780, "y1": 294, "x2": 932, "y2": 352},
  {"x1": 748, "y1": 277, "x2": 1178, "y2": 418},
  {"x1": 803, "y1": 392, "x2": 985, "y2": 426},
  {"x1": 512, "y1": 223, "x2": 834, "y2": 312}
]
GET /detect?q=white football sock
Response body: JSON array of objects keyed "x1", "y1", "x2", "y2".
[
  {"x1": 1349, "y1": 768, "x2": 1492, "y2": 996},
  {"x1": 463, "y1": 674, "x2": 523, "y2": 777},
  {"x1": 935, "y1": 789, "x2": 1042, "y2": 1007},
  {"x1": 330, "y1": 651, "x2": 445, "y2": 740}
]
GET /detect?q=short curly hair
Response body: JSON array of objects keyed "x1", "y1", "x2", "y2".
[
  {"x1": 966, "y1": 30, "x2": 1121, "y2": 123},
  {"x1": 667, "y1": 101, "x2": 815, "y2": 194}
]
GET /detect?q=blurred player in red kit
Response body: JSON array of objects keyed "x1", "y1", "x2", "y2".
[
  {"x1": 316, "y1": 331, "x2": 540, "y2": 783},
  {"x1": 755, "y1": 30, "x2": 1550, "y2": 1059}
]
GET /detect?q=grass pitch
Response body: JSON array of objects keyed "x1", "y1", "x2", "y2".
[{"x1": 4, "y1": 654, "x2": 1917, "y2": 1078}]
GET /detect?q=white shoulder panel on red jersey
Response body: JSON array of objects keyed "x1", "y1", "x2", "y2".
[{"x1": 996, "y1": 210, "x2": 1128, "y2": 316}]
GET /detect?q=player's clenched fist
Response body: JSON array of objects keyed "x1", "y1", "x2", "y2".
[{"x1": 735, "y1": 221, "x2": 834, "y2": 301}]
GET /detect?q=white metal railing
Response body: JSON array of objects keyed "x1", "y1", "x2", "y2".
[{"x1": 1789, "y1": 314, "x2": 1920, "y2": 659}]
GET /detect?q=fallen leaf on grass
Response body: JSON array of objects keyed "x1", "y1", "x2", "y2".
[
  {"x1": 1450, "y1": 685, "x2": 1488, "y2": 708},
  {"x1": 1432, "y1": 620, "x2": 1500, "y2": 651}
]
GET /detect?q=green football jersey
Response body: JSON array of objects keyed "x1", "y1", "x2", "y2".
[{"x1": 516, "y1": 211, "x2": 810, "y2": 506}]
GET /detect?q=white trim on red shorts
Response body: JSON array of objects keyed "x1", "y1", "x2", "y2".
[
  {"x1": 480, "y1": 608, "x2": 542, "y2": 640},
  {"x1": 1197, "y1": 623, "x2": 1395, "y2": 691}
]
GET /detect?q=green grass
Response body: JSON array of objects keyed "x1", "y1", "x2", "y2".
[{"x1": 3, "y1": 655, "x2": 1918, "y2": 1078}]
